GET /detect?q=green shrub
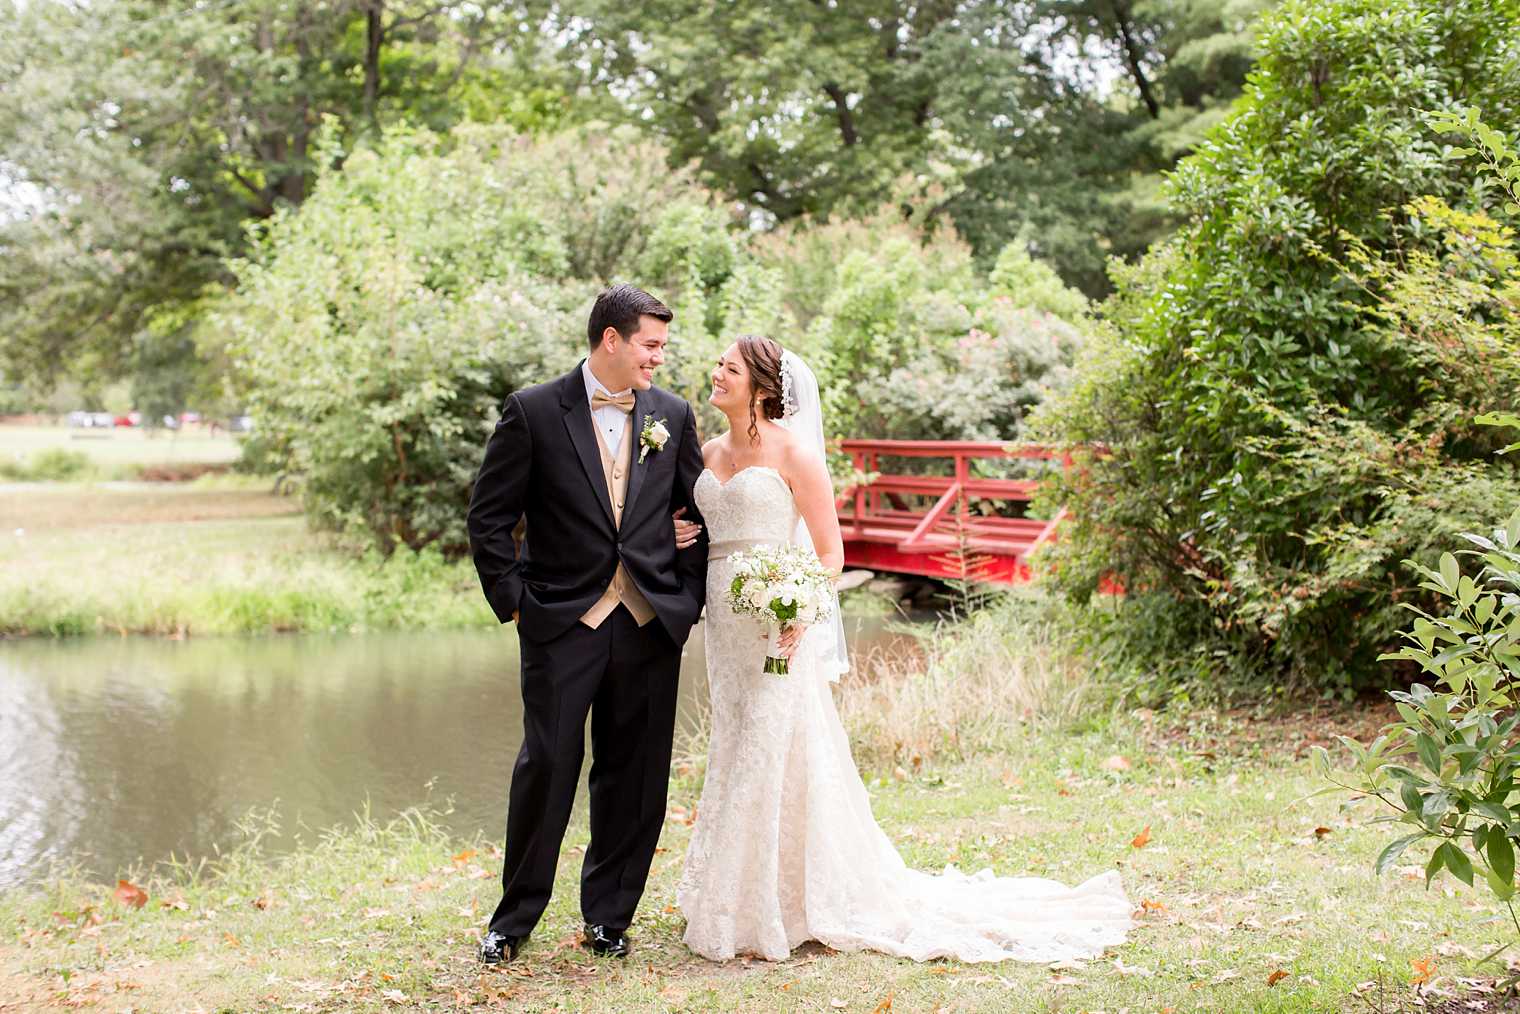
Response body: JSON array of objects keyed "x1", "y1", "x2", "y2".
[
  {"x1": 223, "y1": 123, "x2": 1091, "y2": 553},
  {"x1": 721, "y1": 212, "x2": 1093, "y2": 468},
  {"x1": 219, "y1": 123, "x2": 684, "y2": 554},
  {"x1": 1330, "y1": 112, "x2": 1520, "y2": 946},
  {"x1": 1034, "y1": 0, "x2": 1520, "y2": 696},
  {"x1": 0, "y1": 447, "x2": 93, "y2": 481},
  {"x1": 1330, "y1": 509, "x2": 1520, "y2": 925}
]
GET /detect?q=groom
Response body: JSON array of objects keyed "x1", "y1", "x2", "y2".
[{"x1": 466, "y1": 284, "x2": 708, "y2": 963}]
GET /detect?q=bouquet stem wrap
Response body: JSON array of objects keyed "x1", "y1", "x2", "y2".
[{"x1": 764, "y1": 620, "x2": 788, "y2": 675}]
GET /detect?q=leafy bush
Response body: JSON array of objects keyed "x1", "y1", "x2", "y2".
[
  {"x1": 219, "y1": 123, "x2": 729, "y2": 553},
  {"x1": 742, "y1": 212, "x2": 1091, "y2": 449},
  {"x1": 1034, "y1": 0, "x2": 1520, "y2": 696},
  {"x1": 222, "y1": 122, "x2": 1091, "y2": 552},
  {"x1": 0, "y1": 447, "x2": 93, "y2": 481},
  {"x1": 1327, "y1": 109, "x2": 1520, "y2": 952},
  {"x1": 1329, "y1": 509, "x2": 1520, "y2": 922}
]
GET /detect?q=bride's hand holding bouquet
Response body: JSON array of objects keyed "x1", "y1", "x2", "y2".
[{"x1": 726, "y1": 544, "x2": 836, "y2": 674}]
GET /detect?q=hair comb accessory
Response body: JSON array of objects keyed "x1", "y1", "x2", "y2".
[{"x1": 780, "y1": 350, "x2": 800, "y2": 419}]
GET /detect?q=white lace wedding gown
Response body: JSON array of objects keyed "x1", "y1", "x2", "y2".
[{"x1": 676, "y1": 466, "x2": 1134, "y2": 963}]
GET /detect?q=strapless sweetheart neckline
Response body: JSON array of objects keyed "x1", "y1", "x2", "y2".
[{"x1": 699, "y1": 465, "x2": 787, "y2": 490}]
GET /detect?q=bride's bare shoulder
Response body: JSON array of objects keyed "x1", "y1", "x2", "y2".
[
  {"x1": 776, "y1": 429, "x2": 823, "y2": 475},
  {"x1": 701, "y1": 434, "x2": 726, "y2": 469}
]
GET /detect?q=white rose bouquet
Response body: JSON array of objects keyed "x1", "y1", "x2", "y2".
[{"x1": 726, "y1": 544, "x2": 836, "y2": 675}]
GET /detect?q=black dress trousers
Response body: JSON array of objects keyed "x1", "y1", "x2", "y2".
[{"x1": 487, "y1": 603, "x2": 682, "y2": 937}]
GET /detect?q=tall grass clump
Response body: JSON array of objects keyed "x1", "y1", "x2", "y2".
[{"x1": 837, "y1": 593, "x2": 1100, "y2": 768}]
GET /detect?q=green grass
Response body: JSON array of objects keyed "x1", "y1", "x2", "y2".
[
  {"x1": 0, "y1": 713, "x2": 1505, "y2": 1012},
  {"x1": 0, "y1": 423, "x2": 244, "y2": 478},
  {"x1": 0, "y1": 480, "x2": 494, "y2": 637}
]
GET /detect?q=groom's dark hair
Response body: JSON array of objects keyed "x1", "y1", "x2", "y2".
[{"x1": 588, "y1": 284, "x2": 673, "y2": 348}]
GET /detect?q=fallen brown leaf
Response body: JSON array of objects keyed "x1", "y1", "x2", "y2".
[
  {"x1": 1130, "y1": 826, "x2": 1152, "y2": 849},
  {"x1": 1312, "y1": 826, "x2": 1332, "y2": 839},
  {"x1": 1139, "y1": 898, "x2": 1166, "y2": 915},
  {"x1": 1102, "y1": 755, "x2": 1132, "y2": 772},
  {"x1": 872, "y1": 994, "x2": 893, "y2": 1013},
  {"x1": 113, "y1": 880, "x2": 148, "y2": 909},
  {"x1": 548, "y1": 930, "x2": 584, "y2": 957},
  {"x1": 1411, "y1": 956, "x2": 1435, "y2": 985},
  {"x1": 1267, "y1": 969, "x2": 1289, "y2": 987},
  {"x1": 453, "y1": 849, "x2": 477, "y2": 864}
]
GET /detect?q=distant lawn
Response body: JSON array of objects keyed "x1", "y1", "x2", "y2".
[
  {"x1": 0, "y1": 423, "x2": 245, "y2": 476},
  {"x1": 0, "y1": 479, "x2": 493, "y2": 637}
]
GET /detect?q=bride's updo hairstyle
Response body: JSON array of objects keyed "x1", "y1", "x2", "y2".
[{"x1": 735, "y1": 335, "x2": 785, "y2": 445}]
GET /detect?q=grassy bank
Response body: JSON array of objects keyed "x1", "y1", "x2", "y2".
[
  {"x1": 0, "y1": 479, "x2": 494, "y2": 637},
  {"x1": 1, "y1": 703, "x2": 1507, "y2": 1012}
]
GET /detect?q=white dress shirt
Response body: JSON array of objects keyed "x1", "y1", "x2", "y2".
[{"x1": 582, "y1": 359, "x2": 633, "y2": 459}]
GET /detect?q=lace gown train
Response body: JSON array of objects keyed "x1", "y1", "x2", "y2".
[{"x1": 675, "y1": 466, "x2": 1133, "y2": 963}]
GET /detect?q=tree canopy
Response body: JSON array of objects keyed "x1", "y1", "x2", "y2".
[
  {"x1": 1, "y1": 0, "x2": 1271, "y2": 401},
  {"x1": 0, "y1": 0, "x2": 571, "y2": 391}
]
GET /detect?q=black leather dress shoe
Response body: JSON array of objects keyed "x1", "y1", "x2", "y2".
[
  {"x1": 478, "y1": 930, "x2": 523, "y2": 964},
  {"x1": 583, "y1": 923, "x2": 630, "y2": 958}
]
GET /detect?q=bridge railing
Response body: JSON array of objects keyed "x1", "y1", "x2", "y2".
[{"x1": 835, "y1": 439, "x2": 1069, "y2": 561}]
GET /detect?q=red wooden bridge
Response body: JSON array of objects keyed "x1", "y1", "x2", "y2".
[{"x1": 834, "y1": 439, "x2": 1070, "y2": 586}]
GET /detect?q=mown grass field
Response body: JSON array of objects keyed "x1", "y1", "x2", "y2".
[{"x1": 0, "y1": 423, "x2": 244, "y2": 473}]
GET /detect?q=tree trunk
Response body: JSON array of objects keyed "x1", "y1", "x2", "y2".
[
  {"x1": 364, "y1": 1, "x2": 385, "y2": 125},
  {"x1": 823, "y1": 82, "x2": 859, "y2": 146},
  {"x1": 1109, "y1": 0, "x2": 1160, "y2": 119}
]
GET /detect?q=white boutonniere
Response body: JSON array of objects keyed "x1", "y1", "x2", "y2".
[{"x1": 639, "y1": 416, "x2": 670, "y2": 463}]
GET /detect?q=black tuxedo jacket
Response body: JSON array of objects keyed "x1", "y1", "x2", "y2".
[{"x1": 466, "y1": 362, "x2": 709, "y2": 645}]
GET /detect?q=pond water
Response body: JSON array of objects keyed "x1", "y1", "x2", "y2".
[{"x1": 0, "y1": 614, "x2": 913, "y2": 889}]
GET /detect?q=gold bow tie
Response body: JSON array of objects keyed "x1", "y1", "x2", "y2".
[{"x1": 591, "y1": 390, "x2": 636, "y2": 414}]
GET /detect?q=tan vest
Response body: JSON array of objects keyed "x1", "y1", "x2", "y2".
[{"x1": 579, "y1": 413, "x2": 656, "y2": 629}]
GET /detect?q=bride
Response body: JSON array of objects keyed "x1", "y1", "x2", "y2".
[{"x1": 670, "y1": 335, "x2": 1133, "y2": 964}]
